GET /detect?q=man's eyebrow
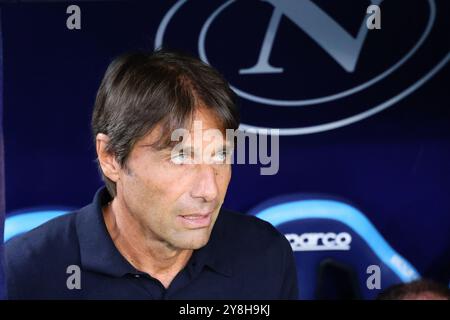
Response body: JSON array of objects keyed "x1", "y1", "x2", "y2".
[
  {"x1": 145, "y1": 139, "x2": 234, "y2": 153},
  {"x1": 177, "y1": 145, "x2": 195, "y2": 153},
  {"x1": 156, "y1": 145, "x2": 195, "y2": 156},
  {"x1": 219, "y1": 144, "x2": 234, "y2": 153},
  {"x1": 138, "y1": 140, "x2": 178, "y2": 151}
]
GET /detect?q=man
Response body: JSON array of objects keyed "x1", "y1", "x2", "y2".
[{"x1": 5, "y1": 50, "x2": 298, "y2": 299}]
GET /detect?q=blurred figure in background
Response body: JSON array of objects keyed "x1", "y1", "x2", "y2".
[{"x1": 377, "y1": 279, "x2": 450, "y2": 300}]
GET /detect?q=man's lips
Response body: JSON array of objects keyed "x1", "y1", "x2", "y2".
[{"x1": 177, "y1": 211, "x2": 213, "y2": 228}]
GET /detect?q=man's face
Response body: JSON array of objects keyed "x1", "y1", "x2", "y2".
[{"x1": 114, "y1": 107, "x2": 232, "y2": 250}]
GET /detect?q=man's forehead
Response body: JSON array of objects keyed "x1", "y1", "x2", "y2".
[
  {"x1": 190, "y1": 106, "x2": 224, "y2": 131},
  {"x1": 138, "y1": 107, "x2": 229, "y2": 147}
]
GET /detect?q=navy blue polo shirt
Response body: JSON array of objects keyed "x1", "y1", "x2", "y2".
[{"x1": 5, "y1": 187, "x2": 298, "y2": 299}]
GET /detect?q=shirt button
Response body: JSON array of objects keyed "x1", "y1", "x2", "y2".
[{"x1": 134, "y1": 274, "x2": 140, "y2": 278}]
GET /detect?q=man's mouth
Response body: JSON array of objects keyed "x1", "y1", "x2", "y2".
[{"x1": 178, "y1": 212, "x2": 213, "y2": 228}]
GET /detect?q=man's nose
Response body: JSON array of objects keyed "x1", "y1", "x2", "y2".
[{"x1": 190, "y1": 164, "x2": 219, "y2": 203}]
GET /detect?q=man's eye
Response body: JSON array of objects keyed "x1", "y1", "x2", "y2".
[
  {"x1": 213, "y1": 151, "x2": 227, "y2": 163},
  {"x1": 170, "y1": 152, "x2": 189, "y2": 165}
]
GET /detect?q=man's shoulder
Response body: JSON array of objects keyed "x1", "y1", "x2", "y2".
[
  {"x1": 219, "y1": 208, "x2": 289, "y2": 250},
  {"x1": 5, "y1": 211, "x2": 81, "y2": 280},
  {"x1": 217, "y1": 209, "x2": 298, "y2": 299},
  {"x1": 6, "y1": 211, "x2": 79, "y2": 258},
  {"x1": 5, "y1": 210, "x2": 84, "y2": 299}
]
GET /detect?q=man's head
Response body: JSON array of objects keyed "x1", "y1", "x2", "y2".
[{"x1": 92, "y1": 49, "x2": 239, "y2": 250}]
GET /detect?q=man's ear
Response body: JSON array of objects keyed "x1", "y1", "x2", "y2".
[{"x1": 96, "y1": 133, "x2": 120, "y2": 183}]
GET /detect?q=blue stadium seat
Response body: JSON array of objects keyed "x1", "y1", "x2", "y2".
[{"x1": 249, "y1": 194, "x2": 421, "y2": 300}]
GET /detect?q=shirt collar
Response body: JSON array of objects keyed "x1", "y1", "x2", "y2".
[
  {"x1": 76, "y1": 187, "x2": 232, "y2": 278},
  {"x1": 76, "y1": 187, "x2": 137, "y2": 277}
]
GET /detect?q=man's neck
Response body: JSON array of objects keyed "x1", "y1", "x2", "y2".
[{"x1": 102, "y1": 198, "x2": 193, "y2": 288}]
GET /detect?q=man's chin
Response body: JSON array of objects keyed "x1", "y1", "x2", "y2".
[{"x1": 173, "y1": 231, "x2": 211, "y2": 250}]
